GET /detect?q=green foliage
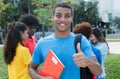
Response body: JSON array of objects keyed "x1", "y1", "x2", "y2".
[
  {"x1": 17, "y1": 0, "x2": 33, "y2": 15},
  {"x1": 32, "y1": 0, "x2": 57, "y2": 27},
  {"x1": 72, "y1": 1, "x2": 100, "y2": 26},
  {"x1": 113, "y1": 17, "x2": 120, "y2": 29},
  {"x1": 0, "y1": 1, "x2": 16, "y2": 28},
  {"x1": 105, "y1": 54, "x2": 120, "y2": 79},
  {"x1": 0, "y1": 46, "x2": 8, "y2": 79}
]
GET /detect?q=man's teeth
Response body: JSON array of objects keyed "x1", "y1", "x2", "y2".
[{"x1": 60, "y1": 24, "x2": 65, "y2": 26}]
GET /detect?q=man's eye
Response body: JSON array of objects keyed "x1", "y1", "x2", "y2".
[
  {"x1": 65, "y1": 15, "x2": 71, "y2": 18},
  {"x1": 56, "y1": 15, "x2": 61, "y2": 18}
]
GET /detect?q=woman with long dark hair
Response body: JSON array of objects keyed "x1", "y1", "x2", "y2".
[
  {"x1": 3, "y1": 22, "x2": 31, "y2": 79},
  {"x1": 91, "y1": 28, "x2": 109, "y2": 79}
]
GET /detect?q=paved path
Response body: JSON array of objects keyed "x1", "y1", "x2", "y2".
[{"x1": 108, "y1": 41, "x2": 120, "y2": 54}]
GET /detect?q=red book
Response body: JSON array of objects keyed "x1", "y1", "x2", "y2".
[{"x1": 39, "y1": 50, "x2": 65, "y2": 79}]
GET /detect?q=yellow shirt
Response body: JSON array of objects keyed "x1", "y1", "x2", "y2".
[{"x1": 8, "y1": 43, "x2": 31, "y2": 79}]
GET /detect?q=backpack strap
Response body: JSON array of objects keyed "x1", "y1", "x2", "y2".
[
  {"x1": 74, "y1": 34, "x2": 93, "y2": 79},
  {"x1": 74, "y1": 34, "x2": 82, "y2": 53}
]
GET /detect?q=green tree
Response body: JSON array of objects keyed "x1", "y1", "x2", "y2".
[
  {"x1": 32, "y1": 0, "x2": 57, "y2": 30},
  {"x1": 72, "y1": 0, "x2": 100, "y2": 27},
  {"x1": 0, "y1": 0, "x2": 15, "y2": 28},
  {"x1": 0, "y1": 0, "x2": 16, "y2": 38},
  {"x1": 17, "y1": 0, "x2": 33, "y2": 15},
  {"x1": 113, "y1": 17, "x2": 120, "y2": 29}
]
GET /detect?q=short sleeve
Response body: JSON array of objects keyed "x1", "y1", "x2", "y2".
[
  {"x1": 81, "y1": 35, "x2": 95, "y2": 58},
  {"x1": 32, "y1": 42, "x2": 44, "y2": 64},
  {"x1": 22, "y1": 48, "x2": 31, "y2": 65}
]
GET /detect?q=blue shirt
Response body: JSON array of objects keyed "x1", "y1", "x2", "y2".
[
  {"x1": 91, "y1": 45, "x2": 102, "y2": 79},
  {"x1": 91, "y1": 45, "x2": 102, "y2": 64},
  {"x1": 89, "y1": 40, "x2": 102, "y2": 64},
  {"x1": 94, "y1": 42, "x2": 109, "y2": 78},
  {"x1": 32, "y1": 33, "x2": 95, "y2": 79}
]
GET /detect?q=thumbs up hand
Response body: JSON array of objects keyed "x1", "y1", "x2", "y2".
[{"x1": 73, "y1": 43, "x2": 88, "y2": 67}]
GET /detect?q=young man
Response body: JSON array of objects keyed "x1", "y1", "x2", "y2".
[
  {"x1": 18, "y1": 14, "x2": 39, "y2": 56},
  {"x1": 29, "y1": 2, "x2": 102, "y2": 79}
]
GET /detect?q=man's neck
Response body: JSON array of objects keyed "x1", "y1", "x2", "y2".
[
  {"x1": 55, "y1": 31, "x2": 70, "y2": 38},
  {"x1": 29, "y1": 36, "x2": 33, "y2": 39}
]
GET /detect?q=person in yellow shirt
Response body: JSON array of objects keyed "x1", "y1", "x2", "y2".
[{"x1": 3, "y1": 22, "x2": 31, "y2": 79}]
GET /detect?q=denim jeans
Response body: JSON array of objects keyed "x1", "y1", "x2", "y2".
[{"x1": 98, "y1": 77, "x2": 105, "y2": 79}]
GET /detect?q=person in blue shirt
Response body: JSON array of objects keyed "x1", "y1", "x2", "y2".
[
  {"x1": 29, "y1": 2, "x2": 102, "y2": 79},
  {"x1": 73, "y1": 22, "x2": 102, "y2": 79},
  {"x1": 91, "y1": 28, "x2": 109, "y2": 79}
]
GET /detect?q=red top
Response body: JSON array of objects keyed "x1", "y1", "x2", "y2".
[
  {"x1": 22, "y1": 36, "x2": 36, "y2": 56},
  {"x1": 93, "y1": 76, "x2": 96, "y2": 79}
]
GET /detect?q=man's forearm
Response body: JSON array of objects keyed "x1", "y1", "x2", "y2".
[
  {"x1": 29, "y1": 67, "x2": 41, "y2": 79},
  {"x1": 87, "y1": 57, "x2": 102, "y2": 75}
]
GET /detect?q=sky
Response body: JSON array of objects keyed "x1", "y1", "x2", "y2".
[
  {"x1": 113, "y1": 0, "x2": 120, "y2": 11},
  {"x1": 113, "y1": 0, "x2": 120, "y2": 17},
  {"x1": 84, "y1": 0, "x2": 120, "y2": 17}
]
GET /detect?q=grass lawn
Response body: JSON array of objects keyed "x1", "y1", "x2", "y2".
[
  {"x1": 0, "y1": 46, "x2": 120, "y2": 79},
  {"x1": 0, "y1": 46, "x2": 8, "y2": 79},
  {"x1": 105, "y1": 54, "x2": 120, "y2": 79}
]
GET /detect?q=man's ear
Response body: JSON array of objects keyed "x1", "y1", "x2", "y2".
[
  {"x1": 20, "y1": 31, "x2": 24, "y2": 36},
  {"x1": 71, "y1": 16, "x2": 73, "y2": 22},
  {"x1": 71, "y1": 13, "x2": 74, "y2": 21},
  {"x1": 71, "y1": 19, "x2": 73, "y2": 22}
]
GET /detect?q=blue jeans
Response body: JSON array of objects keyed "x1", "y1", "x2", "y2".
[{"x1": 98, "y1": 77, "x2": 105, "y2": 79}]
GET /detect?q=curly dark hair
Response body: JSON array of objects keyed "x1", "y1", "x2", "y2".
[
  {"x1": 73, "y1": 22, "x2": 92, "y2": 39},
  {"x1": 3, "y1": 22, "x2": 27, "y2": 64},
  {"x1": 53, "y1": 2, "x2": 74, "y2": 16},
  {"x1": 18, "y1": 14, "x2": 39, "y2": 28}
]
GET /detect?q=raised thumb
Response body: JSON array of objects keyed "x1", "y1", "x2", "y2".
[{"x1": 77, "y1": 43, "x2": 82, "y2": 53}]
